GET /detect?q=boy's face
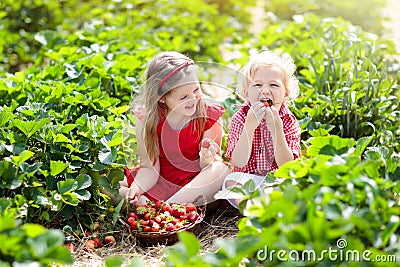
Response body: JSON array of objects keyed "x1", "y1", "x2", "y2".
[{"x1": 246, "y1": 65, "x2": 287, "y2": 110}]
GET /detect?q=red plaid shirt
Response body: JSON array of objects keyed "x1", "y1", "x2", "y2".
[{"x1": 225, "y1": 102, "x2": 301, "y2": 176}]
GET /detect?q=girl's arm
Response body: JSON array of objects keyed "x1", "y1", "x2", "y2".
[{"x1": 122, "y1": 119, "x2": 159, "y2": 201}]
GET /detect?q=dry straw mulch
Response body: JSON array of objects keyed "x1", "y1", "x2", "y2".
[{"x1": 71, "y1": 201, "x2": 242, "y2": 267}]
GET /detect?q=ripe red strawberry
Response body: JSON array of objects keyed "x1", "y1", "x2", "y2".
[
  {"x1": 129, "y1": 212, "x2": 138, "y2": 219},
  {"x1": 201, "y1": 138, "x2": 211, "y2": 148},
  {"x1": 180, "y1": 214, "x2": 189, "y2": 221},
  {"x1": 130, "y1": 221, "x2": 138, "y2": 230},
  {"x1": 65, "y1": 243, "x2": 75, "y2": 253},
  {"x1": 185, "y1": 203, "x2": 197, "y2": 212},
  {"x1": 144, "y1": 213, "x2": 152, "y2": 220},
  {"x1": 92, "y1": 237, "x2": 102, "y2": 248},
  {"x1": 127, "y1": 217, "x2": 136, "y2": 225},
  {"x1": 171, "y1": 218, "x2": 180, "y2": 225},
  {"x1": 189, "y1": 211, "x2": 199, "y2": 222},
  {"x1": 104, "y1": 235, "x2": 116, "y2": 245},
  {"x1": 85, "y1": 240, "x2": 96, "y2": 251},
  {"x1": 171, "y1": 207, "x2": 185, "y2": 218},
  {"x1": 153, "y1": 216, "x2": 162, "y2": 224},
  {"x1": 143, "y1": 226, "x2": 151, "y2": 232},
  {"x1": 162, "y1": 203, "x2": 172, "y2": 213},
  {"x1": 154, "y1": 200, "x2": 163, "y2": 210},
  {"x1": 261, "y1": 99, "x2": 273, "y2": 107},
  {"x1": 166, "y1": 223, "x2": 175, "y2": 231},
  {"x1": 160, "y1": 221, "x2": 166, "y2": 228}
]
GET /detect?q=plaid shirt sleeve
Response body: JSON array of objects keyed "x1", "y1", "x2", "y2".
[{"x1": 282, "y1": 111, "x2": 301, "y2": 160}]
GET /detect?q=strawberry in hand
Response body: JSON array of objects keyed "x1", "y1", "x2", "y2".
[{"x1": 199, "y1": 137, "x2": 219, "y2": 168}]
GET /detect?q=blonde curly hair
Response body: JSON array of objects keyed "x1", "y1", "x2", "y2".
[{"x1": 237, "y1": 50, "x2": 299, "y2": 100}]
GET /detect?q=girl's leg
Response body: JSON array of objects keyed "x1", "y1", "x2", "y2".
[{"x1": 166, "y1": 161, "x2": 229, "y2": 204}]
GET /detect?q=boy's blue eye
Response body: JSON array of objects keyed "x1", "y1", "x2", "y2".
[{"x1": 254, "y1": 84, "x2": 262, "y2": 87}]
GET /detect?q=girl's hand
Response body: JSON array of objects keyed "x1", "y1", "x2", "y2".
[
  {"x1": 199, "y1": 138, "x2": 219, "y2": 167},
  {"x1": 133, "y1": 105, "x2": 146, "y2": 123},
  {"x1": 119, "y1": 181, "x2": 142, "y2": 205}
]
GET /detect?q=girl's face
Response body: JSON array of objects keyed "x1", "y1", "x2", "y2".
[
  {"x1": 247, "y1": 65, "x2": 287, "y2": 109},
  {"x1": 161, "y1": 75, "x2": 201, "y2": 118}
]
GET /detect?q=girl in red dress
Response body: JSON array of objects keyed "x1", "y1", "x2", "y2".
[{"x1": 119, "y1": 51, "x2": 229, "y2": 204}]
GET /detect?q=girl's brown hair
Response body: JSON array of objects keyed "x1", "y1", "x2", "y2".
[{"x1": 136, "y1": 51, "x2": 206, "y2": 164}]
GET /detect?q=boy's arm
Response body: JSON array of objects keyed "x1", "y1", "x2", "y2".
[
  {"x1": 230, "y1": 103, "x2": 265, "y2": 168},
  {"x1": 265, "y1": 107, "x2": 295, "y2": 166},
  {"x1": 230, "y1": 120, "x2": 256, "y2": 168}
]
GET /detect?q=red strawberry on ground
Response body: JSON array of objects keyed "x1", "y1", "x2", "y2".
[
  {"x1": 85, "y1": 240, "x2": 96, "y2": 251},
  {"x1": 104, "y1": 235, "x2": 116, "y2": 245},
  {"x1": 65, "y1": 243, "x2": 75, "y2": 253}
]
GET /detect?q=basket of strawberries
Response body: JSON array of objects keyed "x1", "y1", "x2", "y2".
[{"x1": 119, "y1": 196, "x2": 206, "y2": 245}]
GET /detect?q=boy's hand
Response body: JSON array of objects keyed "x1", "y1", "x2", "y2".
[
  {"x1": 264, "y1": 105, "x2": 283, "y2": 132},
  {"x1": 245, "y1": 101, "x2": 266, "y2": 130}
]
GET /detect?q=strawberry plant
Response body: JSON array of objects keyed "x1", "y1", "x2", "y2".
[
  {"x1": 166, "y1": 135, "x2": 400, "y2": 266},
  {"x1": 0, "y1": 209, "x2": 73, "y2": 266}
]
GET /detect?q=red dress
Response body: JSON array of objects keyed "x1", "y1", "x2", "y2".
[{"x1": 125, "y1": 104, "x2": 224, "y2": 202}]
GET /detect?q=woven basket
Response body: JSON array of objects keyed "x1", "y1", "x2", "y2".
[{"x1": 119, "y1": 196, "x2": 206, "y2": 246}]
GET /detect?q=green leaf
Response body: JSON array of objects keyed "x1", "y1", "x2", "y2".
[
  {"x1": 55, "y1": 134, "x2": 70, "y2": 143},
  {"x1": 0, "y1": 110, "x2": 15, "y2": 126},
  {"x1": 353, "y1": 136, "x2": 372, "y2": 156},
  {"x1": 98, "y1": 148, "x2": 117, "y2": 165},
  {"x1": 61, "y1": 124, "x2": 76, "y2": 133},
  {"x1": 113, "y1": 198, "x2": 125, "y2": 224},
  {"x1": 61, "y1": 192, "x2": 79, "y2": 206},
  {"x1": 10, "y1": 150, "x2": 34, "y2": 166},
  {"x1": 27, "y1": 229, "x2": 65, "y2": 258},
  {"x1": 0, "y1": 215, "x2": 16, "y2": 232},
  {"x1": 105, "y1": 257, "x2": 125, "y2": 267},
  {"x1": 13, "y1": 118, "x2": 51, "y2": 138},
  {"x1": 4, "y1": 143, "x2": 26, "y2": 154},
  {"x1": 57, "y1": 179, "x2": 78, "y2": 194},
  {"x1": 110, "y1": 105, "x2": 130, "y2": 116},
  {"x1": 76, "y1": 174, "x2": 92, "y2": 189},
  {"x1": 75, "y1": 189, "x2": 91, "y2": 200},
  {"x1": 307, "y1": 136, "x2": 356, "y2": 157},
  {"x1": 177, "y1": 232, "x2": 201, "y2": 257},
  {"x1": 50, "y1": 160, "x2": 69, "y2": 176},
  {"x1": 380, "y1": 215, "x2": 400, "y2": 247},
  {"x1": 21, "y1": 224, "x2": 47, "y2": 238}
]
